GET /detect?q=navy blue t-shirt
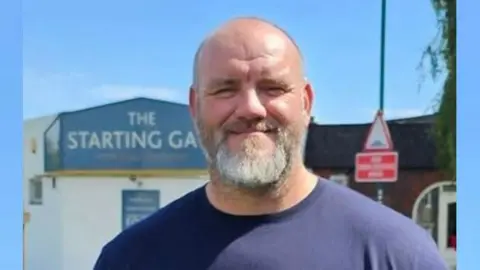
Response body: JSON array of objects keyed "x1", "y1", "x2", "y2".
[{"x1": 94, "y1": 178, "x2": 448, "y2": 269}]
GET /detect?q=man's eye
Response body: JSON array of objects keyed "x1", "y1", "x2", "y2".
[
  {"x1": 213, "y1": 88, "x2": 236, "y2": 97},
  {"x1": 263, "y1": 87, "x2": 286, "y2": 95},
  {"x1": 267, "y1": 87, "x2": 284, "y2": 91}
]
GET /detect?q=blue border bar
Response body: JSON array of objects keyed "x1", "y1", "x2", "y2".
[
  {"x1": 0, "y1": 0, "x2": 22, "y2": 268},
  {"x1": 457, "y1": 0, "x2": 478, "y2": 269}
]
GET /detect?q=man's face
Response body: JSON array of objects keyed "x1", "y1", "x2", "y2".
[{"x1": 190, "y1": 27, "x2": 313, "y2": 189}]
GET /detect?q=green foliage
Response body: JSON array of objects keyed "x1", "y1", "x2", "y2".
[{"x1": 420, "y1": 0, "x2": 456, "y2": 179}]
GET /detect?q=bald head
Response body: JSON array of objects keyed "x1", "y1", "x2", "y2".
[
  {"x1": 192, "y1": 17, "x2": 304, "y2": 87},
  {"x1": 188, "y1": 17, "x2": 314, "y2": 189}
]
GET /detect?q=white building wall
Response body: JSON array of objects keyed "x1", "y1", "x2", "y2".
[
  {"x1": 23, "y1": 115, "x2": 63, "y2": 270},
  {"x1": 24, "y1": 114, "x2": 209, "y2": 270},
  {"x1": 59, "y1": 177, "x2": 208, "y2": 270},
  {"x1": 23, "y1": 115, "x2": 57, "y2": 194}
]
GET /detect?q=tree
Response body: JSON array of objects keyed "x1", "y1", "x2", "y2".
[{"x1": 420, "y1": 0, "x2": 456, "y2": 180}]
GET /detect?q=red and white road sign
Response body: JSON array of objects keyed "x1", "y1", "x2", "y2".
[
  {"x1": 355, "y1": 151, "x2": 398, "y2": 182},
  {"x1": 363, "y1": 111, "x2": 393, "y2": 151},
  {"x1": 355, "y1": 111, "x2": 399, "y2": 183}
]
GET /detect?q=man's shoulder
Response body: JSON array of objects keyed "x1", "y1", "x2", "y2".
[
  {"x1": 322, "y1": 179, "x2": 433, "y2": 241},
  {"x1": 94, "y1": 186, "x2": 205, "y2": 268},
  {"x1": 319, "y1": 179, "x2": 447, "y2": 268}
]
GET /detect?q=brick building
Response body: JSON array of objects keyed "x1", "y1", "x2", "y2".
[{"x1": 304, "y1": 114, "x2": 456, "y2": 267}]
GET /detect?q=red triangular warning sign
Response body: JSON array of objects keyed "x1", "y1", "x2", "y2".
[{"x1": 363, "y1": 111, "x2": 393, "y2": 151}]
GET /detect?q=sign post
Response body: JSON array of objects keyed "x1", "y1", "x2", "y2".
[
  {"x1": 122, "y1": 190, "x2": 160, "y2": 230},
  {"x1": 362, "y1": 0, "x2": 389, "y2": 203},
  {"x1": 355, "y1": 111, "x2": 398, "y2": 203}
]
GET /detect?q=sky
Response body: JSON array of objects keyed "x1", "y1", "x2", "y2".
[{"x1": 22, "y1": 0, "x2": 444, "y2": 124}]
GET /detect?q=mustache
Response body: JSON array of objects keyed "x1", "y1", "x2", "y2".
[{"x1": 222, "y1": 119, "x2": 280, "y2": 134}]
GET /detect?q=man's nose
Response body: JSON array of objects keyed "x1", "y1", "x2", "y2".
[{"x1": 234, "y1": 88, "x2": 267, "y2": 120}]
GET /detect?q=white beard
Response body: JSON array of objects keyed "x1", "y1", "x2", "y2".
[
  {"x1": 193, "y1": 106, "x2": 306, "y2": 189},
  {"x1": 214, "y1": 134, "x2": 290, "y2": 188}
]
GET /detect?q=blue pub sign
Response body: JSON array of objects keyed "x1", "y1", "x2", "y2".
[{"x1": 44, "y1": 98, "x2": 207, "y2": 172}]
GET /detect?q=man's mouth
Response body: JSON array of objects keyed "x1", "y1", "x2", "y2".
[{"x1": 227, "y1": 127, "x2": 278, "y2": 135}]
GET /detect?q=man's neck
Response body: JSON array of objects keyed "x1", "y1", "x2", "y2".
[{"x1": 205, "y1": 163, "x2": 318, "y2": 216}]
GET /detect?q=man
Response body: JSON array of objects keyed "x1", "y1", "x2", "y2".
[{"x1": 94, "y1": 17, "x2": 448, "y2": 269}]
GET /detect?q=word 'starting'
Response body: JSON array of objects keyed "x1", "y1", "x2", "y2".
[{"x1": 66, "y1": 111, "x2": 198, "y2": 150}]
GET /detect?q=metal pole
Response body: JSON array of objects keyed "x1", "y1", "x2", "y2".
[{"x1": 377, "y1": 0, "x2": 387, "y2": 204}]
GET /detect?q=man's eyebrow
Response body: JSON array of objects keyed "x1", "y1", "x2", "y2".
[
  {"x1": 257, "y1": 77, "x2": 294, "y2": 87},
  {"x1": 205, "y1": 78, "x2": 240, "y2": 89},
  {"x1": 257, "y1": 77, "x2": 286, "y2": 83}
]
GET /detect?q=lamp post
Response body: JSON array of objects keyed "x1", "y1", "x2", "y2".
[{"x1": 376, "y1": 0, "x2": 387, "y2": 203}]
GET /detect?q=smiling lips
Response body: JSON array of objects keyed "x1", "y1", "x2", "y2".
[
  {"x1": 224, "y1": 121, "x2": 279, "y2": 135},
  {"x1": 227, "y1": 127, "x2": 278, "y2": 135}
]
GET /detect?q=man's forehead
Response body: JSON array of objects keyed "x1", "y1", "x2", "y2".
[
  {"x1": 206, "y1": 17, "x2": 303, "y2": 58},
  {"x1": 201, "y1": 24, "x2": 296, "y2": 59},
  {"x1": 218, "y1": 60, "x2": 290, "y2": 76},
  {"x1": 193, "y1": 17, "x2": 304, "y2": 86},
  {"x1": 204, "y1": 66, "x2": 292, "y2": 86}
]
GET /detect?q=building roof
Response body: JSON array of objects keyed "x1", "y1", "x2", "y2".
[
  {"x1": 387, "y1": 113, "x2": 436, "y2": 124},
  {"x1": 304, "y1": 120, "x2": 437, "y2": 170}
]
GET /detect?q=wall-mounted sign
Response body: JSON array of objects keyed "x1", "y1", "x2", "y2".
[
  {"x1": 44, "y1": 98, "x2": 207, "y2": 171},
  {"x1": 122, "y1": 190, "x2": 160, "y2": 230}
]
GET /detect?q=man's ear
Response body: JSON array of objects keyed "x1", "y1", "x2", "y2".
[
  {"x1": 189, "y1": 86, "x2": 197, "y2": 118},
  {"x1": 302, "y1": 81, "x2": 314, "y2": 124}
]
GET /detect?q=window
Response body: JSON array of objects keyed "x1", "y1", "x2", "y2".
[
  {"x1": 29, "y1": 177, "x2": 43, "y2": 205},
  {"x1": 446, "y1": 202, "x2": 456, "y2": 249}
]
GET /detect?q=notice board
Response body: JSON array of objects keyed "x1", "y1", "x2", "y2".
[{"x1": 122, "y1": 190, "x2": 160, "y2": 230}]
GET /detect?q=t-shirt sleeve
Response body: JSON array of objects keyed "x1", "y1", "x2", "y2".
[
  {"x1": 387, "y1": 231, "x2": 450, "y2": 270},
  {"x1": 410, "y1": 245, "x2": 450, "y2": 270}
]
